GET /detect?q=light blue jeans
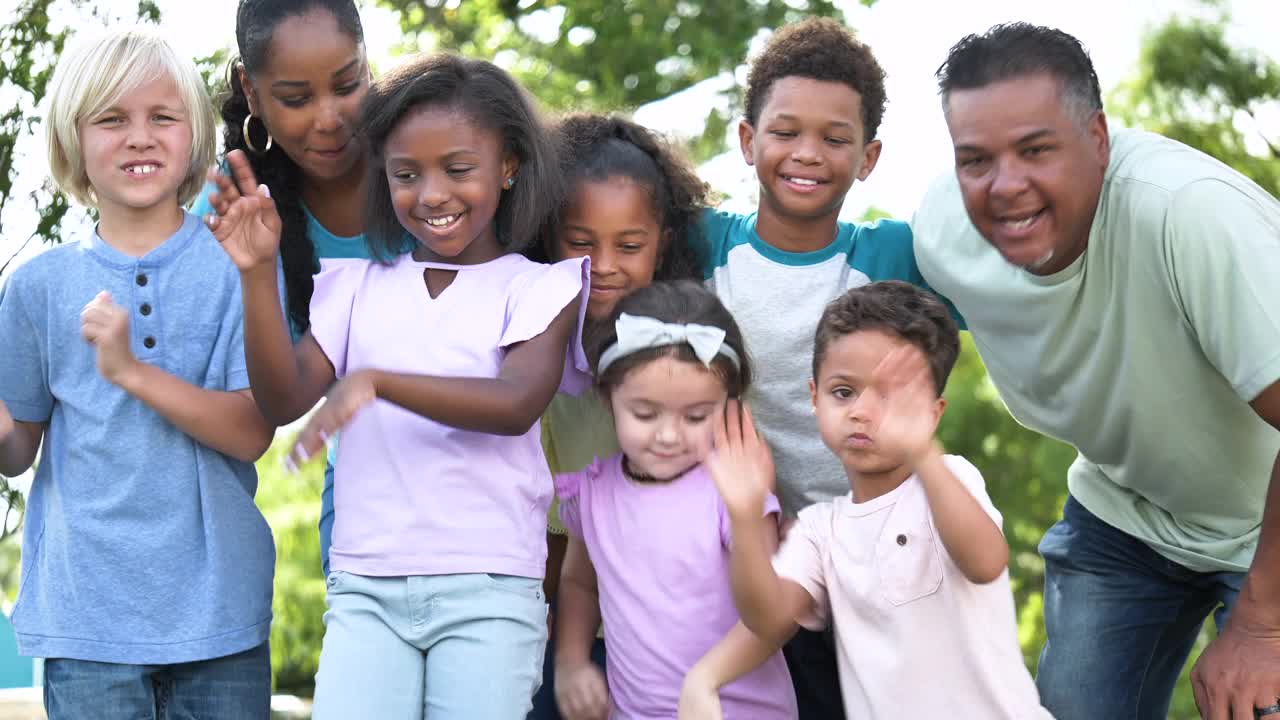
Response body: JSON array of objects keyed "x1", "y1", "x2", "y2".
[{"x1": 312, "y1": 571, "x2": 548, "y2": 720}]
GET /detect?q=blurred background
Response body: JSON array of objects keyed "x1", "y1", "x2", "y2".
[{"x1": 0, "y1": 0, "x2": 1276, "y2": 716}]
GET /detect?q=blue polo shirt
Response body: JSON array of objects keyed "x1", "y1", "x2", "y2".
[{"x1": 0, "y1": 212, "x2": 274, "y2": 664}]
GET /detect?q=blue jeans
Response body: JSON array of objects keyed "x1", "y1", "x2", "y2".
[
  {"x1": 43, "y1": 642, "x2": 271, "y2": 719},
  {"x1": 313, "y1": 571, "x2": 548, "y2": 720},
  {"x1": 528, "y1": 592, "x2": 606, "y2": 720},
  {"x1": 1036, "y1": 496, "x2": 1244, "y2": 720}
]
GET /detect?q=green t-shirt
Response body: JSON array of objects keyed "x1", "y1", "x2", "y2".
[
  {"x1": 913, "y1": 129, "x2": 1280, "y2": 573},
  {"x1": 542, "y1": 389, "x2": 619, "y2": 534}
]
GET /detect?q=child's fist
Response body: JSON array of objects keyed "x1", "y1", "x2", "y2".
[
  {"x1": 80, "y1": 291, "x2": 138, "y2": 386},
  {"x1": 554, "y1": 661, "x2": 609, "y2": 720}
]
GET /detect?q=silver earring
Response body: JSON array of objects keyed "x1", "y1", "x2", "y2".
[{"x1": 504, "y1": 177, "x2": 515, "y2": 189}]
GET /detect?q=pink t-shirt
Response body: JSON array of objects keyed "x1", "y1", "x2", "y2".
[
  {"x1": 310, "y1": 253, "x2": 589, "y2": 578},
  {"x1": 772, "y1": 455, "x2": 1052, "y2": 719},
  {"x1": 557, "y1": 455, "x2": 797, "y2": 720}
]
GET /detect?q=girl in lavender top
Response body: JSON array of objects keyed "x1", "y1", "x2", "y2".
[
  {"x1": 205, "y1": 53, "x2": 587, "y2": 719},
  {"x1": 554, "y1": 281, "x2": 796, "y2": 720}
]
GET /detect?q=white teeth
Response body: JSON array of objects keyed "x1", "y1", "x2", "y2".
[
  {"x1": 787, "y1": 176, "x2": 818, "y2": 186},
  {"x1": 126, "y1": 164, "x2": 158, "y2": 175},
  {"x1": 425, "y1": 215, "x2": 458, "y2": 227},
  {"x1": 1002, "y1": 212, "x2": 1040, "y2": 229}
]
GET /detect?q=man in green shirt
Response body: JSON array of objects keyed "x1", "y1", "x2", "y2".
[{"x1": 912, "y1": 22, "x2": 1280, "y2": 720}]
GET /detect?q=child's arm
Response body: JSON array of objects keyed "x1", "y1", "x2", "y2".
[
  {"x1": 0, "y1": 400, "x2": 44, "y2": 477},
  {"x1": 872, "y1": 346, "x2": 1008, "y2": 584},
  {"x1": 204, "y1": 151, "x2": 335, "y2": 425},
  {"x1": 80, "y1": 292, "x2": 274, "y2": 462},
  {"x1": 555, "y1": 537, "x2": 609, "y2": 720},
  {"x1": 679, "y1": 622, "x2": 785, "y2": 720},
  {"x1": 679, "y1": 512, "x2": 788, "y2": 719},
  {"x1": 708, "y1": 401, "x2": 814, "y2": 646},
  {"x1": 288, "y1": 297, "x2": 579, "y2": 463}
]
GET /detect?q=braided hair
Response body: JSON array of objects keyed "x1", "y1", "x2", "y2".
[
  {"x1": 219, "y1": 0, "x2": 364, "y2": 333},
  {"x1": 537, "y1": 114, "x2": 709, "y2": 281}
]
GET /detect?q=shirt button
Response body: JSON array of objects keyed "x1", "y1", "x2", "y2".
[
  {"x1": 143, "y1": 336, "x2": 156, "y2": 349},
  {"x1": 896, "y1": 534, "x2": 908, "y2": 546},
  {"x1": 139, "y1": 303, "x2": 152, "y2": 316},
  {"x1": 136, "y1": 273, "x2": 148, "y2": 287}
]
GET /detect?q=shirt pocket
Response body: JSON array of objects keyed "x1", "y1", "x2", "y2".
[
  {"x1": 173, "y1": 322, "x2": 225, "y2": 388},
  {"x1": 874, "y1": 517, "x2": 944, "y2": 606}
]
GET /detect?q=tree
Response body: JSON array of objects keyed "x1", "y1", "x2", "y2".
[
  {"x1": 378, "y1": 0, "x2": 871, "y2": 162},
  {"x1": 1110, "y1": 1, "x2": 1280, "y2": 196}
]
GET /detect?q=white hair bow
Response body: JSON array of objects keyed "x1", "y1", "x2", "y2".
[{"x1": 597, "y1": 313, "x2": 741, "y2": 374}]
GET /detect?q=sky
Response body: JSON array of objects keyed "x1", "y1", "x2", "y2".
[{"x1": 1, "y1": 0, "x2": 1277, "y2": 274}]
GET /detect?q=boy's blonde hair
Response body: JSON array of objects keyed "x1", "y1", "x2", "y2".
[{"x1": 45, "y1": 26, "x2": 215, "y2": 209}]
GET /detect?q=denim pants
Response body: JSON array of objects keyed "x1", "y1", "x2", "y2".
[
  {"x1": 312, "y1": 570, "x2": 548, "y2": 720},
  {"x1": 43, "y1": 641, "x2": 271, "y2": 720},
  {"x1": 1036, "y1": 496, "x2": 1244, "y2": 720}
]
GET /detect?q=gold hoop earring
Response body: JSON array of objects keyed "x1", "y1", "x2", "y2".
[{"x1": 243, "y1": 114, "x2": 273, "y2": 153}]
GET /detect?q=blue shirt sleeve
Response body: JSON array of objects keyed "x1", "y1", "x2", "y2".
[{"x1": 0, "y1": 269, "x2": 54, "y2": 422}]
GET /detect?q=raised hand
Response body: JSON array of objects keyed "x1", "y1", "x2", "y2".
[
  {"x1": 204, "y1": 149, "x2": 282, "y2": 272},
  {"x1": 80, "y1": 291, "x2": 139, "y2": 386},
  {"x1": 868, "y1": 344, "x2": 941, "y2": 468},
  {"x1": 707, "y1": 400, "x2": 776, "y2": 521},
  {"x1": 554, "y1": 661, "x2": 609, "y2": 720},
  {"x1": 285, "y1": 370, "x2": 378, "y2": 471}
]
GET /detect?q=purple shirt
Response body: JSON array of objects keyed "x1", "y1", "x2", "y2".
[
  {"x1": 310, "y1": 253, "x2": 589, "y2": 578},
  {"x1": 558, "y1": 455, "x2": 797, "y2": 719}
]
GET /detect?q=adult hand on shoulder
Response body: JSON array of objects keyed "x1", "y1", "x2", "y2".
[
  {"x1": 554, "y1": 661, "x2": 609, "y2": 720},
  {"x1": 80, "y1": 291, "x2": 139, "y2": 386},
  {"x1": 1191, "y1": 591, "x2": 1280, "y2": 720},
  {"x1": 204, "y1": 149, "x2": 282, "y2": 273},
  {"x1": 870, "y1": 345, "x2": 941, "y2": 468},
  {"x1": 286, "y1": 370, "x2": 378, "y2": 470},
  {"x1": 708, "y1": 400, "x2": 776, "y2": 521}
]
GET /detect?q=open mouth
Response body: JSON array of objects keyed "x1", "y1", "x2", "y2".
[
  {"x1": 123, "y1": 163, "x2": 160, "y2": 176},
  {"x1": 996, "y1": 208, "x2": 1046, "y2": 233}
]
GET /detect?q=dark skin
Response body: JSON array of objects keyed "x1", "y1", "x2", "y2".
[
  {"x1": 204, "y1": 150, "x2": 578, "y2": 459},
  {"x1": 236, "y1": 9, "x2": 370, "y2": 238},
  {"x1": 738, "y1": 76, "x2": 882, "y2": 254}
]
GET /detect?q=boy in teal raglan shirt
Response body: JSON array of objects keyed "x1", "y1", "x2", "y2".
[{"x1": 699, "y1": 18, "x2": 961, "y2": 719}]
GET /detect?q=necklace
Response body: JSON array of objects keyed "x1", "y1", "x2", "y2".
[{"x1": 622, "y1": 455, "x2": 663, "y2": 483}]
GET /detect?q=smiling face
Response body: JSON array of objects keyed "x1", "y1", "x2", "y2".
[
  {"x1": 556, "y1": 177, "x2": 666, "y2": 321},
  {"x1": 739, "y1": 76, "x2": 881, "y2": 227},
  {"x1": 810, "y1": 329, "x2": 944, "y2": 480},
  {"x1": 609, "y1": 355, "x2": 728, "y2": 482},
  {"x1": 945, "y1": 72, "x2": 1110, "y2": 275},
  {"x1": 240, "y1": 9, "x2": 368, "y2": 184},
  {"x1": 385, "y1": 104, "x2": 517, "y2": 264},
  {"x1": 79, "y1": 73, "x2": 192, "y2": 224}
]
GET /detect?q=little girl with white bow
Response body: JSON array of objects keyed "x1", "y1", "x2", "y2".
[{"x1": 552, "y1": 280, "x2": 797, "y2": 720}]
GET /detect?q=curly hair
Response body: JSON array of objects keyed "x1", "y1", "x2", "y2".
[
  {"x1": 744, "y1": 17, "x2": 887, "y2": 142},
  {"x1": 589, "y1": 281, "x2": 753, "y2": 400},
  {"x1": 536, "y1": 113, "x2": 709, "y2": 282},
  {"x1": 812, "y1": 281, "x2": 959, "y2": 396},
  {"x1": 219, "y1": 0, "x2": 364, "y2": 334},
  {"x1": 361, "y1": 53, "x2": 563, "y2": 261},
  {"x1": 936, "y1": 23, "x2": 1102, "y2": 125}
]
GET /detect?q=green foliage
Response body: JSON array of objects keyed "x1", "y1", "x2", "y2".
[
  {"x1": 1111, "y1": 4, "x2": 1280, "y2": 196},
  {"x1": 255, "y1": 439, "x2": 327, "y2": 696}
]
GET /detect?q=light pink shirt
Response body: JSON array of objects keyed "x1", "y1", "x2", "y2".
[
  {"x1": 310, "y1": 253, "x2": 589, "y2": 578},
  {"x1": 773, "y1": 455, "x2": 1052, "y2": 719},
  {"x1": 558, "y1": 455, "x2": 797, "y2": 719}
]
